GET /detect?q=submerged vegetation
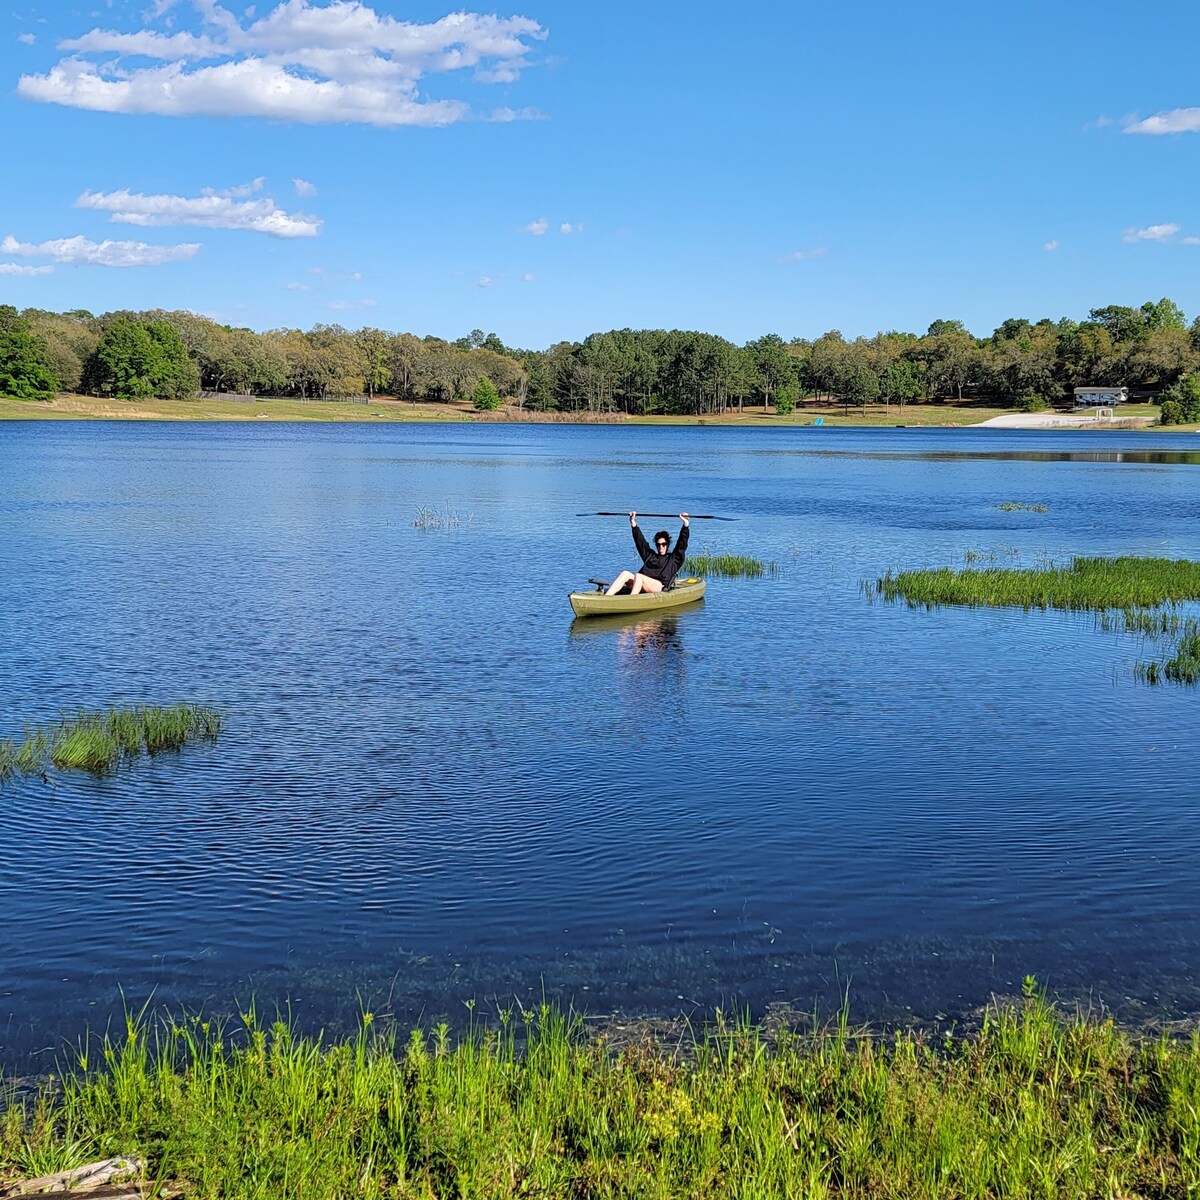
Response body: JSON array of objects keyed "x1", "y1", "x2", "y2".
[
  {"x1": 2, "y1": 986, "x2": 1199, "y2": 1198},
  {"x1": 685, "y1": 552, "x2": 776, "y2": 578},
  {"x1": 874, "y1": 556, "x2": 1200, "y2": 611},
  {"x1": 996, "y1": 500, "x2": 1048, "y2": 512},
  {"x1": 1136, "y1": 619, "x2": 1200, "y2": 686},
  {"x1": 411, "y1": 503, "x2": 472, "y2": 530},
  {"x1": 0, "y1": 704, "x2": 222, "y2": 781}
]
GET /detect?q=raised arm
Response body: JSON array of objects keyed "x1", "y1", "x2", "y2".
[
  {"x1": 631, "y1": 513, "x2": 653, "y2": 563},
  {"x1": 673, "y1": 513, "x2": 690, "y2": 562}
]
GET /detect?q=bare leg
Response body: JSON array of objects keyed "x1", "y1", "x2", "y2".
[
  {"x1": 605, "y1": 570, "x2": 635, "y2": 596},
  {"x1": 629, "y1": 573, "x2": 664, "y2": 596}
]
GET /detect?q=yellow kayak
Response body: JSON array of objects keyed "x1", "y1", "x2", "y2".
[{"x1": 568, "y1": 577, "x2": 706, "y2": 618}]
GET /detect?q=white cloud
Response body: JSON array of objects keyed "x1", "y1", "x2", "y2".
[
  {"x1": 20, "y1": 2, "x2": 547, "y2": 128},
  {"x1": 0, "y1": 234, "x2": 200, "y2": 267},
  {"x1": 17, "y1": 33, "x2": 36, "y2": 45},
  {"x1": 349, "y1": 270, "x2": 363, "y2": 281},
  {"x1": 522, "y1": 217, "x2": 548, "y2": 236},
  {"x1": 779, "y1": 247, "x2": 829, "y2": 262},
  {"x1": 559, "y1": 222, "x2": 581, "y2": 235},
  {"x1": 476, "y1": 275, "x2": 494, "y2": 287},
  {"x1": 490, "y1": 105, "x2": 542, "y2": 122},
  {"x1": 1182, "y1": 236, "x2": 1200, "y2": 245},
  {"x1": 521, "y1": 272, "x2": 535, "y2": 282},
  {"x1": 210, "y1": 176, "x2": 264, "y2": 197},
  {"x1": 1043, "y1": 240, "x2": 1059, "y2": 252},
  {"x1": 0, "y1": 262, "x2": 54, "y2": 276},
  {"x1": 75, "y1": 185, "x2": 321, "y2": 237},
  {"x1": 328, "y1": 298, "x2": 376, "y2": 309},
  {"x1": 286, "y1": 281, "x2": 309, "y2": 290},
  {"x1": 293, "y1": 177, "x2": 317, "y2": 196},
  {"x1": 1122, "y1": 223, "x2": 1180, "y2": 243},
  {"x1": 1125, "y1": 108, "x2": 1200, "y2": 135}
]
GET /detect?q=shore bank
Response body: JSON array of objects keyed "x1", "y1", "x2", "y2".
[
  {"x1": 3, "y1": 394, "x2": 1189, "y2": 430},
  {"x1": 2, "y1": 989, "x2": 1197, "y2": 1198}
]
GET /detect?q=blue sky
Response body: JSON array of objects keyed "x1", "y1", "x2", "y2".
[{"x1": 4, "y1": 0, "x2": 1200, "y2": 348}]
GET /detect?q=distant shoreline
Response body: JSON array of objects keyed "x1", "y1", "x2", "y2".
[{"x1": 0, "y1": 393, "x2": 1192, "y2": 431}]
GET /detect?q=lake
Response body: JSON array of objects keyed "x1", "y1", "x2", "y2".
[{"x1": 3, "y1": 420, "x2": 1199, "y2": 1065}]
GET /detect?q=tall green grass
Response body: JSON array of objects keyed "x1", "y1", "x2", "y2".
[
  {"x1": 0, "y1": 704, "x2": 222, "y2": 780},
  {"x1": 875, "y1": 556, "x2": 1200, "y2": 611},
  {"x1": 2, "y1": 985, "x2": 1199, "y2": 1198},
  {"x1": 685, "y1": 553, "x2": 777, "y2": 578},
  {"x1": 1137, "y1": 619, "x2": 1200, "y2": 686}
]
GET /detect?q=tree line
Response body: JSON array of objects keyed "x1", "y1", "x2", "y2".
[{"x1": 4, "y1": 299, "x2": 1200, "y2": 422}]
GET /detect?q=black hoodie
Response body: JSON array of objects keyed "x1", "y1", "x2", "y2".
[{"x1": 631, "y1": 521, "x2": 690, "y2": 587}]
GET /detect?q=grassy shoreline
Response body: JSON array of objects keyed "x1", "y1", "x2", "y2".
[
  {"x1": 2, "y1": 393, "x2": 1192, "y2": 429},
  {"x1": 2, "y1": 987, "x2": 1198, "y2": 1198}
]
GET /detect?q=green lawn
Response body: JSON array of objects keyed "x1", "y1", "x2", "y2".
[{"x1": 0, "y1": 394, "x2": 474, "y2": 422}]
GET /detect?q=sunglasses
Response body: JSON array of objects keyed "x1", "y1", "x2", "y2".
[{"x1": 655, "y1": 540, "x2": 669, "y2": 548}]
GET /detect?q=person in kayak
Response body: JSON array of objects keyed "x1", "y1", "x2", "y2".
[{"x1": 605, "y1": 511, "x2": 690, "y2": 595}]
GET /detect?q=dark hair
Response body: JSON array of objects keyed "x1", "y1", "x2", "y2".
[{"x1": 653, "y1": 530, "x2": 671, "y2": 547}]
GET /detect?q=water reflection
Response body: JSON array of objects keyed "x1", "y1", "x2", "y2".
[
  {"x1": 798, "y1": 448, "x2": 1200, "y2": 465},
  {"x1": 570, "y1": 611, "x2": 691, "y2": 704}
]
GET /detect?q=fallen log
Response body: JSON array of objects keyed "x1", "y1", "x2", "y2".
[{"x1": 2, "y1": 1156, "x2": 142, "y2": 1197}]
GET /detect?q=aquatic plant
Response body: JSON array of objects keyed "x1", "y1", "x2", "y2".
[
  {"x1": 3, "y1": 985, "x2": 1200, "y2": 1198},
  {"x1": 1098, "y1": 607, "x2": 1183, "y2": 638},
  {"x1": 685, "y1": 552, "x2": 777, "y2": 578},
  {"x1": 0, "y1": 704, "x2": 222, "y2": 780},
  {"x1": 875, "y1": 556, "x2": 1200, "y2": 611},
  {"x1": 1137, "y1": 618, "x2": 1200, "y2": 686},
  {"x1": 412, "y1": 503, "x2": 472, "y2": 530},
  {"x1": 996, "y1": 500, "x2": 1048, "y2": 512}
]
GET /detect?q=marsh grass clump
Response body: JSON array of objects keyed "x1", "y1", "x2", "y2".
[
  {"x1": 875, "y1": 556, "x2": 1200, "y2": 611},
  {"x1": 997, "y1": 500, "x2": 1048, "y2": 512},
  {"x1": 3, "y1": 985, "x2": 1200, "y2": 1199},
  {"x1": 685, "y1": 552, "x2": 777, "y2": 578},
  {"x1": 0, "y1": 704, "x2": 222, "y2": 780},
  {"x1": 1137, "y1": 618, "x2": 1200, "y2": 686},
  {"x1": 1098, "y1": 607, "x2": 1183, "y2": 638},
  {"x1": 412, "y1": 503, "x2": 472, "y2": 530}
]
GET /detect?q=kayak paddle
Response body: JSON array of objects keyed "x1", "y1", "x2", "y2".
[{"x1": 576, "y1": 511, "x2": 736, "y2": 521}]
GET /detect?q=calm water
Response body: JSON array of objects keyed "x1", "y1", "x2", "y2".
[{"x1": 3, "y1": 421, "x2": 1200, "y2": 1064}]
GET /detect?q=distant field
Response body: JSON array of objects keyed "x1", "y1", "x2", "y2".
[
  {"x1": 0, "y1": 394, "x2": 474, "y2": 422},
  {"x1": 629, "y1": 401, "x2": 1014, "y2": 427},
  {"x1": 0, "y1": 394, "x2": 1189, "y2": 430}
]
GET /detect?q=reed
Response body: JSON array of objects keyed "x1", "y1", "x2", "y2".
[
  {"x1": 412, "y1": 504, "x2": 471, "y2": 530},
  {"x1": 875, "y1": 556, "x2": 1200, "y2": 611},
  {"x1": 3, "y1": 985, "x2": 1199, "y2": 1199},
  {"x1": 1098, "y1": 607, "x2": 1183, "y2": 637},
  {"x1": 0, "y1": 704, "x2": 222, "y2": 780},
  {"x1": 1137, "y1": 619, "x2": 1200, "y2": 686},
  {"x1": 685, "y1": 552, "x2": 776, "y2": 578}
]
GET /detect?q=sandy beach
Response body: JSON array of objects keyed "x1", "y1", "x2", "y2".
[{"x1": 976, "y1": 411, "x2": 1157, "y2": 429}]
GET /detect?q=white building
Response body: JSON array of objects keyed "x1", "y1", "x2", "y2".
[{"x1": 1073, "y1": 386, "x2": 1129, "y2": 408}]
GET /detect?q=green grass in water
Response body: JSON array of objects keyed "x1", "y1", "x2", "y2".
[
  {"x1": 0, "y1": 704, "x2": 222, "y2": 780},
  {"x1": 875, "y1": 555, "x2": 1200, "y2": 611},
  {"x1": 3, "y1": 984, "x2": 1199, "y2": 1199},
  {"x1": 996, "y1": 500, "x2": 1048, "y2": 512},
  {"x1": 685, "y1": 552, "x2": 776, "y2": 578},
  {"x1": 1137, "y1": 619, "x2": 1200, "y2": 686}
]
